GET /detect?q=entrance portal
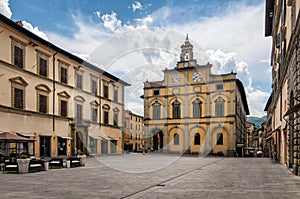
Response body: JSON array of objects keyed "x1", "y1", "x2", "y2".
[
  {"x1": 152, "y1": 131, "x2": 163, "y2": 151},
  {"x1": 76, "y1": 131, "x2": 84, "y2": 154}
]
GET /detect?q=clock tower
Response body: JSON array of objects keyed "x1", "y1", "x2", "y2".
[{"x1": 176, "y1": 34, "x2": 197, "y2": 68}]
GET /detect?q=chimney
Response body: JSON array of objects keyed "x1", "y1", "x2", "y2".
[{"x1": 15, "y1": 21, "x2": 23, "y2": 27}]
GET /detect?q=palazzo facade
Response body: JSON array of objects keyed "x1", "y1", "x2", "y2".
[
  {"x1": 0, "y1": 13, "x2": 129, "y2": 157},
  {"x1": 143, "y1": 36, "x2": 249, "y2": 156}
]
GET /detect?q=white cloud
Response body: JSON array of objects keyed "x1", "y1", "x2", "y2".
[
  {"x1": 101, "y1": 11, "x2": 122, "y2": 33},
  {"x1": 94, "y1": 10, "x2": 101, "y2": 18},
  {"x1": 206, "y1": 49, "x2": 269, "y2": 117},
  {"x1": 132, "y1": 1, "x2": 143, "y2": 12},
  {"x1": 0, "y1": 0, "x2": 12, "y2": 18},
  {"x1": 22, "y1": 20, "x2": 48, "y2": 41}
]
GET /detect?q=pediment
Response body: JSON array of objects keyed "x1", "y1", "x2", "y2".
[
  {"x1": 35, "y1": 84, "x2": 51, "y2": 92},
  {"x1": 9, "y1": 76, "x2": 28, "y2": 86},
  {"x1": 57, "y1": 91, "x2": 70, "y2": 98}
]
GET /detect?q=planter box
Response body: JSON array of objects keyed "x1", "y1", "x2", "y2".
[{"x1": 17, "y1": 159, "x2": 30, "y2": 174}]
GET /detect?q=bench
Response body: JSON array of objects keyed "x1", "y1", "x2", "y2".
[
  {"x1": 49, "y1": 158, "x2": 64, "y2": 168},
  {"x1": 29, "y1": 159, "x2": 44, "y2": 172},
  {"x1": 4, "y1": 161, "x2": 18, "y2": 172},
  {"x1": 67, "y1": 157, "x2": 81, "y2": 167}
]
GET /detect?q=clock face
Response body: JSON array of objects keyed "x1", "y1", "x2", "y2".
[
  {"x1": 192, "y1": 72, "x2": 203, "y2": 82},
  {"x1": 184, "y1": 62, "x2": 189, "y2": 67},
  {"x1": 172, "y1": 74, "x2": 181, "y2": 83}
]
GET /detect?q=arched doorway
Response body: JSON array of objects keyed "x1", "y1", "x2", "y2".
[
  {"x1": 76, "y1": 131, "x2": 84, "y2": 154},
  {"x1": 152, "y1": 130, "x2": 163, "y2": 151}
]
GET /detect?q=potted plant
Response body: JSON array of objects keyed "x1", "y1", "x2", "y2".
[
  {"x1": 77, "y1": 152, "x2": 86, "y2": 166},
  {"x1": 17, "y1": 154, "x2": 30, "y2": 174}
]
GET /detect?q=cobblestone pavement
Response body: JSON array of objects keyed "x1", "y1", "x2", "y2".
[{"x1": 1, "y1": 154, "x2": 300, "y2": 199}]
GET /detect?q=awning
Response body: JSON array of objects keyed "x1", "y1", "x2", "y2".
[
  {"x1": 0, "y1": 132, "x2": 34, "y2": 142},
  {"x1": 284, "y1": 103, "x2": 300, "y2": 117},
  {"x1": 58, "y1": 136, "x2": 73, "y2": 140},
  {"x1": 108, "y1": 137, "x2": 121, "y2": 141},
  {"x1": 17, "y1": 133, "x2": 36, "y2": 137},
  {"x1": 90, "y1": 136, "x2": 104, "y2": 140}
]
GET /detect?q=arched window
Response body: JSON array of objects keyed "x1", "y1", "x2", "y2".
[
  {"x1": 172, "y1": 100, "x2": 181, "y2": 119},
  {"x1": 173, "y1": 133, "x2": 179, "y2": 145},
  {"x1": 215, "y1": 97, "x2": 225, "y2": 117},
  {"x1": 193, "y1": 99, "x2": 202, "y2": 118},
  {"x1": 194, "y1": 133, "x2": 200, "y2": 145},
  {"x1": 217, "y1": 133, "x2": 223, "y2": 145},
  {"x1": 152, "y1": 101, "x2": 161, "y2": 119}
]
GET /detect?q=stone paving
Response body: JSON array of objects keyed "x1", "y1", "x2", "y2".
[{"x1": 0, "y1": 153, "x2": 300, "y2": 199}]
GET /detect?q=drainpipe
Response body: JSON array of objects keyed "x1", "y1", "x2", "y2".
[{"x1": 52, "y1": 51, "x2": 59, "y2": 132}]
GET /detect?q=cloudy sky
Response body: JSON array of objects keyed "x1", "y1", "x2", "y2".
[{"x1": 0, "y1": 0, "x2": 272, "y2": 117}]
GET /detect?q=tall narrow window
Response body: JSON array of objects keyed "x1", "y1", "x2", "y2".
[
  {"x1": 14, "y1": 88, "x2": 24, "y2": 109},
  {"x1": 113, "y1": 107, "x2": 120, "y2": 126},
  {"x1": 193, "y1": 99, "x2": 202, "y2": 118},
  {"x1": 92, "y1": 107, "x2": 98, "y2": 122},
  {"x1": 38, "y1": 94, "x2": 47, "y2": 113},
  {"x1": 60, "y1": 100, "x2": 67, "y2": 117},
  {"x1": 173, "y1": 133, "x2": 179, "y2": 145},
  {"x1": 217, "y1": 133, "x2": 223, "y2": 145},
  {"x1": 60, "y1": 67, "x2": 68, "y2": 84},
  {"x1": 194, "y1": 133, "x2": 200, "y2": 145},
  {"x1": 39, "y1": 58, "x2": 47, "y2": 77},
  {"x1": 104, "y1": 111, "x2": 109, "y2": 124},
  {"x1": 172, "y1": 100, "x2": 181, "y2": 119},
  {"x1": 153, "y1": 102, "x2": 161, "y2": 119},
  {"x1": 76, "y1": 104, "x2": 83, "y2": 124},
  {"x1": 114, "y1": 89, "x2": 118, "y2": 102},
  {"x1": 14, "y1": 46, "x2": 24, "y2": 68},
  {"x1": 113, "y1": 113, "x2": 118, "y2": 126},
  {"x1": 76, "y1": 73, "x2": 83, "y2": 89},
  {"x1": 91, "y1": 79, "x2": 97, "y2": 95},
  {"x1": 215, "y1": 97, "x2": 224, "y2": 117},
  {"x1": 103, "y1": 85, "x2": 109, "y2": 98}
]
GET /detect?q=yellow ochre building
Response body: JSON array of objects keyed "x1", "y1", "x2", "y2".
[{"x1": 142, "y1": 35, "x2": 250, "y2": 156}]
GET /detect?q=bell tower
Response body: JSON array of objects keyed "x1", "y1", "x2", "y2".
[
  {"x1": 176, "y1": 34, "x2": 197, "y2": 68},
  {"x1": 180, "y1": 34, "x2": 194, "y2": 61}
]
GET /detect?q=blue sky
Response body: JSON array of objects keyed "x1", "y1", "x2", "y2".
[{"x1": 0, "y1": 0, "x2": 272, "y2": 117}]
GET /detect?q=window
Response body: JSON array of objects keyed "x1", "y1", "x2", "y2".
[
  {"x1": 91, "y1": 78, "x2": 97, "y2": 95},
  {"x1": 92, "y1": 107, "x2": 98, "y2": 122},
  {"x1": 11, "y1": 37, "x2": 26, "y2": 68},
  {"x1": 113, "y1": 113, "x2": 118, "y2": 126},
  {"x1": 76, "y1": 104, "x2": 83, "y2": 124},
  {"x1": 60, "y1": 67, "x2": 68, "y2": 84},
  {"x1": 10, "y1": 77, "x2": 28, "y2": 110},
  {"x1": 193, "y1": 99, "x2": 202, "y2": 118},
  {"x1": 153, "y1": 90, "x2": 160, "y2": 96},
  {"x1": 194, "y1": 133, "x2": 200, "y2": 145},
  {"x1": 114, "y1": 89, "x2": 118, "y2": 102},
  {"x1": 76, "y1": 73, "x2": 83, "y2": 89},
  {"x1": 185, "y1": 53, "x2": 189, "y2": 61},
  {"x1": 173, "y1": 133, "x2": 179, "y2": 145},
  {"x1": 60, "y1": 100, "x2": 67, "y2": 117},
  {"x1": 38, "y1": 58, "x2": 47, "y2": 77},
  {"x1": 124, "y1": 122, "x2": 127, "y2": 128},
  {"x1": 215, "y1": 97, "x2": 224, "y2": 117},
  {"x1": 172, "y1": 100, "x2": 181, "y2": 119},
  {"x1": 275, "y1": 33, "x2": 280, "y2": 48},
  {"x1": 153, "y1": 102, "x2": 161, "y2": 119},
  {"x1": 103, "y1": 85, "x2": 109, "y2": 98},
  {"x1": 38, "y1": 94, "x2": 47, "y2": 113},
  {"x1": 216, "y1": 84, "x2": 223, "y2": 90},
  {"x1": 217, "y1": 133, "x2": 223, "y2": 145},
  {"x1": 14, "y1": 88, "x2": 24, "y2": 109},
  {"x1": 104, "y1": 111, "x2": 109, "y2": 124},
  {"x1": 58, "y1": 91, "x2": 70, "y2": 117},
  {"x1": 291, "y1": 3, "x2": 296, "y2": 31}
]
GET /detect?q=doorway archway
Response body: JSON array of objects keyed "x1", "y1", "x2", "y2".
[{"x1": 152, "y1": 130, "x2": 163, "y2": 151}]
